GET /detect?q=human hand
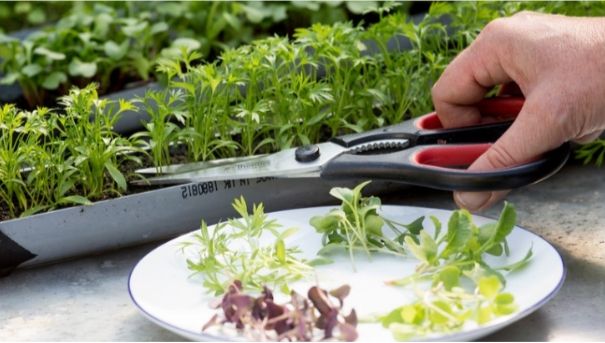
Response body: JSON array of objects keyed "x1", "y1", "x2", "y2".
[{"x1": 431, "y1": 11, "x2": 605, "y2": 212}]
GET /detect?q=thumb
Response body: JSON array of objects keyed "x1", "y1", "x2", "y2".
[{"x1": 455, "y1": 93, "x2": 567, "y2": 211}]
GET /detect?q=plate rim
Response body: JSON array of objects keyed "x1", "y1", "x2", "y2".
[{"x1": 128, "y1": 204, "x2": 566, "y2": 341}]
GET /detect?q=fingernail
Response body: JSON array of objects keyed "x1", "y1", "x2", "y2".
[{"x1": 455, "y1": 192, "x2": 492, "y2": 211}]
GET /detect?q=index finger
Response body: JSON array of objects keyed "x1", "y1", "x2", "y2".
[{"x1": 431, "y1": 29, "x2": 513, "y2": 128}]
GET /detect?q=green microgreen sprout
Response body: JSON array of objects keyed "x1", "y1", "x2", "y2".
[
  {"x1": 0, "y1": 1, "x2": 395, "y2": 109},
  {"x1": 576, "y1": 139, "x2": 605, "y2": 166},
  {"x1": 130, "y1": 89, "x2": 187, "y2": 172},
  {"x1": 378, "y1": 202, "x2": 532, "y2": 340},
  {"x1": 0, "y1": 83, "x2": 141, "y2": 219},
  {"x1": 0, "y1": 3, "x2": 172, "y2": 107},
  {"x1": 310, "y1": 182, "x2": 532, "y2": 340},
  {"x1": 57, "y1": 84, "x2": 142, "y2": 199},
  {"x1": 0, "y1": 2, "x2": 72, "y2": 33},
  {"x1": 182, "y1": 196, "x2": 319, "y2": 296},
  {"x1": 310, "y1": 181, "x2": 423, "y2": 270}
]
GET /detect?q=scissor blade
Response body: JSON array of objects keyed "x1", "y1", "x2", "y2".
[
  {"x1": 135, "y1": 155, "x2": 268, "y2": 175},
  {"x1": 133, "y1": 142, "x2": 345, "y2": 186}
]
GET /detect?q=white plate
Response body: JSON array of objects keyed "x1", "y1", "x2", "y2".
[{"x1": 128, "y1": 205, "x2": 565, "y2": 341}]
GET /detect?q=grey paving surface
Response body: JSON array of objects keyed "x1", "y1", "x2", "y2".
[{"x1": 0, "y1": 163, "x2": 604, "y2": 341}]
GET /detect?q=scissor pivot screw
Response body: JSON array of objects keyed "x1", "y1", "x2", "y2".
[{"x1": 295, "y1": 144, "x2": 320, "y2": 162}]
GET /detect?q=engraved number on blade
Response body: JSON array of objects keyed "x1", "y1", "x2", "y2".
[
  {"x1": 181, "y1": 181, "x2": 219, "y2": 199},
  {"x1": 179, "y1": 178, "x2": 277, "y2": 200}
]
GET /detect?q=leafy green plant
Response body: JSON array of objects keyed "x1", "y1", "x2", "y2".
[
  {"x1": 388, "y1": 202, "x2": 531, "y2": 287},
  {"x1": 175, "y1": 61, "x2": 240, "y2": 161},
  {"x1": 0, "y1": 3, "x2": 171, "y2": 107},
  {"x1": 57, "y1": 84, "x2": 142, "y2": 199},
  {"x1": 203, "y1": 280, "x2": 358, "y2": 341},
  {"x1": 0, "y1": 3, "x2": 417, "y2": 218},
  {"x1": 25, "y1": 136, "x2": 92, "y2": 215},
  {"x1": 183, "y1": 196, "x2": 318, "y2": 295},
  {"x1": 0, "y1": 104, "x2": 44, "y2": 217},
  {"x1": 379, "y1": 202, "x2": 532, "y2": 340},
  {"x1": 145, "y1": 1, "x2": 605, "y2": 170},
  {"x1": 0, "y1": 1, "x2": 73, "y2": 33},
  {"x1": 310, "y1": 181, "x2": 425, "y2": 267},
  {"x1": 146, "y1": 6, "x2": 461, "y2": 166},
  {"x1": 153, "y1": 1, "x2": 394, "y2": 61},
  {"x1": 4, "y1": 1, "x2": 605, "y2": 219},
  {"x1": 0, "y1": 104, "x2": 93, "y2": 217},
  {"x1": 576, "y1": 139, "x2": 605, "y2": 167},
  {"x1": 380, "y1": 274, "x2": 518, "y2": 340},
  {"x1": 310, "y1": 183, "x2": 531, "y2": 340},
  {"x1": 130, "y1": 89, "x2": 186, "y2": 171},
  {"x1": 0, "y1": 1, "x2": 400, "y2": 109},
  {"x1": 0, "y1": 83, "x2": 142, "y2": 219}
]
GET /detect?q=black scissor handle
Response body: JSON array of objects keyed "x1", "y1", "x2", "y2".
[
  {"x1": 331, "y1": 97, "x2": 524, "y2": 148},
  {"x1": 320, "y1": 142, "x2": 570, "y2": 191}
]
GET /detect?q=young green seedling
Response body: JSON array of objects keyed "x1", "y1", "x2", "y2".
[{"x1": 182, "y1": 196, "x2": 318, "y2": 295}]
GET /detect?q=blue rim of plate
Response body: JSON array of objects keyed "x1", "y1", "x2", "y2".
[{"x1": 127, "y1": 206, "x2": 567, "y2": 342}]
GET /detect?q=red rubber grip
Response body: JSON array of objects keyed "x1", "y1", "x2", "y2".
[
  {"x1": 416, "y1": 98, "x2": 525, "y2": 130},
  {"x1": 412, "y1": 144, "x2": 491, "y2": 169}
]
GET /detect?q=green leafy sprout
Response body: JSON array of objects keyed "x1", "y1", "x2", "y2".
[
  {"x1": 310, "y1": 181, "x2": 532, "y2": 340},
  {"x1": 182, "y1": 196, "x2": 321, "y2": 296},
  {"x1": 0, "y1": 1, "x2": 397, "y2": 108},
  {"x1": 310, "y1": 181, "x2": 424, "y2": 269},
  {"x1": 0, "y1": 84, "x2": 141, "y2": 218},
  {"x1": 380, "y1": 201, "x2": 532, "y2": 340}
]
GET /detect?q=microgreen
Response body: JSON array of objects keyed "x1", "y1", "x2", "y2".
[
  {"x1": 140, "y1": 1, "x2": 605, "y2": 170},
  {"x1": 576, "y1": 139, "x2": 605, "y2": 167},
  {"x1": 378, "y1": 202, "x2": 532, "y2": 340},
  {"x1": 0, "y1": 3, "x2": 171, "y2": 107},
  {"x1": 2, "y1": 1, "x2": 604, "y2": 217},
  {"x1": 387, "y1": 202, "x2": 531, "y2": 288},
  {"x1": 183, "y1": 196, "x2": 317, "y2": 295},
  {"x1": 176, "y1": 61, "x2": 240, "y2": 161},
  {"x1": 145, "y1": 4, "x2": 480, "y2": 167},
  {"x1": 130, "y1": 89, "x2": 187, "y2": 171},
  {"x1": 310, "y1": 181, "x2": 422, "y2": 269},
  {"x1": 204, "y1": 280, "x2": 358, "y2": 341},
  {"x1": 310, "y1": 182, "x2": 531, "y2": 340},
  {"x1": 57, "y1": 84, "x2": 142, "y2": 199},
  {"x1": 0, "y1": 2, "x2": 72, "y2": 33},
  {"x1": 380, "y1": 274, "x2": 518, "y2": 340},
  {"x1": 183, "y1": 187, "x2": 534, "y2": 341},
  {"x1": 0, "y1": 83, "x2": 141, "y2": 218},
  {"x1": 0, "y1": 1, "x2": 393, "y2": 109}
]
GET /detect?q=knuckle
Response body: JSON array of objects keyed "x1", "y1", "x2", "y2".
[
  {"x1": 573, "y1": 131, "x2": 601, "y2": 144},
  {"x1": 484, "y1": 143, "x2": 519, "y2": 169},
  {"x1": 476, "y1": 18, "x2": 516, "y2": 54},
  {"x1": 480, "y1": 17, "x2": 509, "y2": 37}
]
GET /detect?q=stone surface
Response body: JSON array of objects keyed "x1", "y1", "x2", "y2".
[{"x1": 0, "y1": 163, "x2": 603, "y2": 341}]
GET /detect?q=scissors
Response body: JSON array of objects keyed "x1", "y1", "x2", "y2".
[{"x1": 133, "y1": 97, "x2": 570, "y2": 191}]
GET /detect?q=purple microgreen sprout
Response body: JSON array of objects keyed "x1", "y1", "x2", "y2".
[{"x1": 204, "y1": 280, "x2": 358, "y2": 342}]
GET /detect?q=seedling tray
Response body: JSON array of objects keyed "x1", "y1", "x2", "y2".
[{"x1": 0, "y1": 178, "x2": 401, "y2": 276}]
